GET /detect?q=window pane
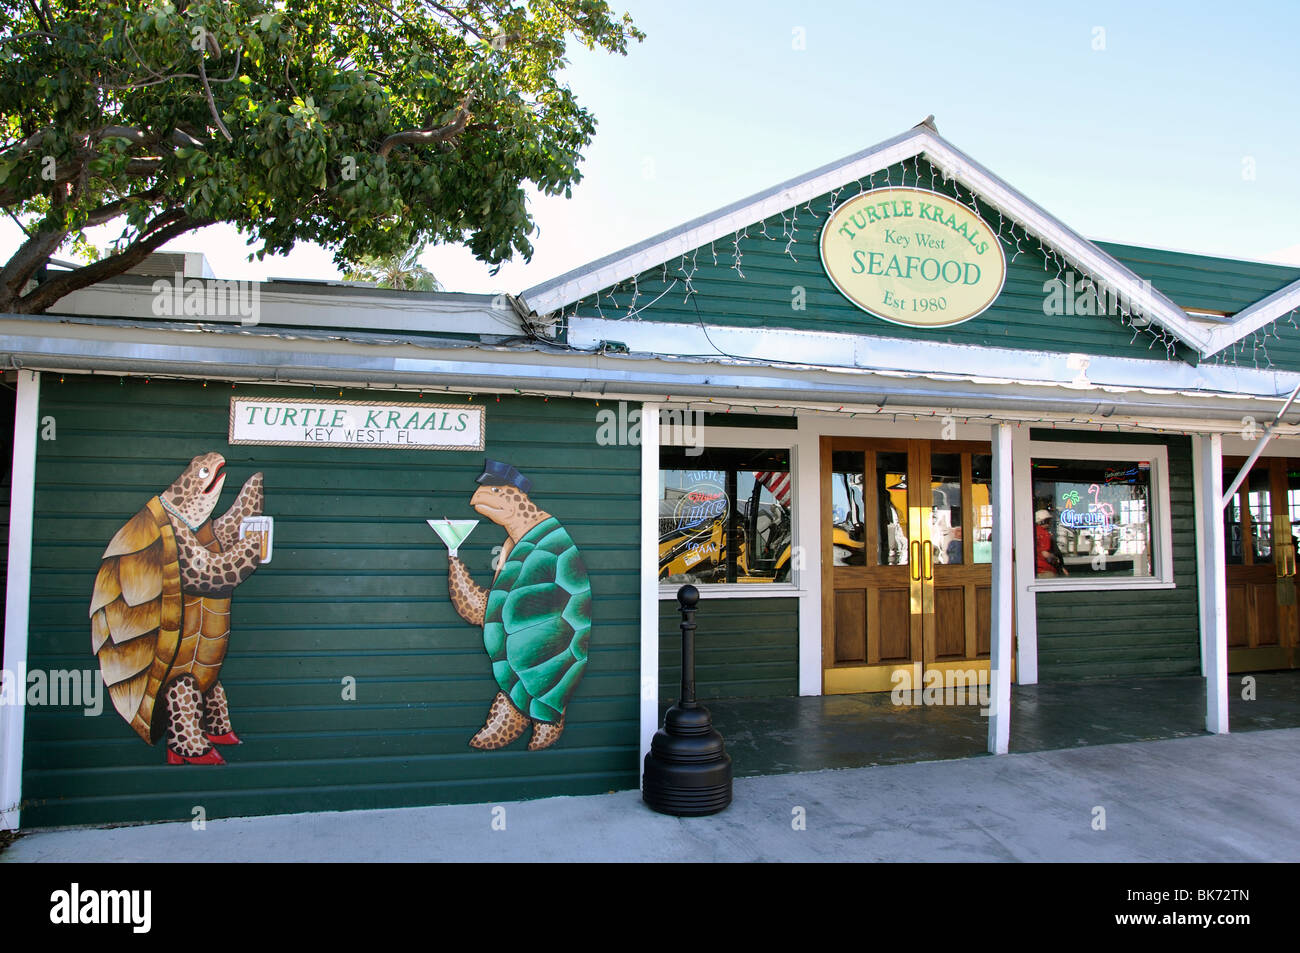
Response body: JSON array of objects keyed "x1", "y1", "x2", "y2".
[
  {"x1": 876, "y1": 451, "x2": 909, "y2": 565},
  {"x1": 1030, "y1": 458, "x2": 1153, "y2": 579},
  {"x1": 830, "y1": 451, "x2": 866, "y2": 567},
  {"x1": 1248, "y1": 468, "x2": 1273, "y2": 563},
  {"x1": 931, "y1": 452, "x2": 962, "y2": 565},
  {"x1": 1224, "y1": 485, "x2": 1245, "y2": 565},
  {"x1": 659, "y1": 446, "x2": 792, "y2": 584},
  {"x1": 971, "y1": 454, "x2": 993, "y2": 564}
]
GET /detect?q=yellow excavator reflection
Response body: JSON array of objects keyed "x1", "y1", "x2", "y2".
[
  {"x1": 659, "y1": 516, "x2": 786, "y2": 582},
  {"x1": 658, "y1": 517, "x2": 864, "y2": 582}
]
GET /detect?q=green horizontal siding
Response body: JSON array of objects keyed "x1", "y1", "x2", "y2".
[
  {"x1": 1032, "y1": 432, "x2": 1200, "y2": 681},
  {"x1": 571, "y1": 157, "x2": 1196, "y2": 362},
  {"x1": 20, "y1": 377, "x2": 641, "y2": 827},
  {"x1": 1096, "y1": 241, "x2": 1300, "y2": 316},
  {"x1": 1206, "y1": 312, "x2": 1300, "y2": 373},
  {"x1": 658, "y1": 597, "x2": 798, "y2": 700}
]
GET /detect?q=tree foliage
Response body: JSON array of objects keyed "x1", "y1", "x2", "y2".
[
  {"x1": 343, "y1": 244, "x2": 441, "y2": 291},
  {"x1": 0, "y1": 0, "x2": 641, "y2": 312}
]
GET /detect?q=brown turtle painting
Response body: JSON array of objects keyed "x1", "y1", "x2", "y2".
[{"x1": 89, "y1": 452, "x2": 267, "y2": 764}]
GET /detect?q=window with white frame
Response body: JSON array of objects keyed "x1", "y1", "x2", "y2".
[
  {"x1": 1023, "y1": 442, "x2": 1173, "y2": 589},
  {"x1": 659, "y1": 444, "x2": 794, "y2": 587}
]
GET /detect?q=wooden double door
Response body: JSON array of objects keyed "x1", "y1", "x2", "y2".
[
  {"x1": 820, "y1": 437, "x2": 994, "y2": 693},
  {"x1": 1224, "y1": 455, "x2": 1300, "y2": 671}
]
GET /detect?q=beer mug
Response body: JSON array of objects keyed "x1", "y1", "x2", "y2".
[{"x1": 239, "y1": 515, "x2": 274, "y2": 564}]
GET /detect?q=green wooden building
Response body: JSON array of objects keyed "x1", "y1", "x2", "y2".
[{"x1": 3, "y1": 121, "x2": 1300, "y2": 828}]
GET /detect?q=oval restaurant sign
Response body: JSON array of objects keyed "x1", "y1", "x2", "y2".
[{"x1": 820, "y1": 187, "x2": 1007, "y2": 328}]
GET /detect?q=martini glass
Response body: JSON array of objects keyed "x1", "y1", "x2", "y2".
[{"x1": 428, "y1": 518, "x2": 479, "y2": 558}]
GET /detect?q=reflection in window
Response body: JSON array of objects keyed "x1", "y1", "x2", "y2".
[
  {"x1": 1248, "y1": 468, "x2": 1272, "y2": 563},
  {"x1": 1224, "y1": 489, "x2": 1244, "y2": 565},
  {"x1": 659, "y1": 446, "x2": 792, "y2": 584},
  {"x1": 830, "y1": 451, "x2": 866, "y2": 566},
  {"x1": 972, "y1": 454, "x2": 993, "y2": 564},
  {"x1": 931, "y1": 453, "x2": 963, "y2": 565},
  {"x1": 1030, "y1": 458, "x2": 1153, "y2": 578},
  {"x1": 877, "y1": 452, "x2": 909, "y2": 565}
]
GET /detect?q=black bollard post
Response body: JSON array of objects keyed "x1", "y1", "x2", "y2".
[{"x1": 642, "y1": 585, "x2": 733, "y2": 816}]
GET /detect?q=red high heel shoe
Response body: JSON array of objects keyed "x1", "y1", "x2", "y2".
[{"x1": 166, "y1": 747, "x2": 226, "y2": 765}]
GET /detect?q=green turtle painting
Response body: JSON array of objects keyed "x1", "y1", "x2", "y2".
[
  {"x1": 444, "y1": 460, "x2": 592, "y2": 751},
  {"x1": 89, "y1": 452, "x2": 270, "y2": 765}
]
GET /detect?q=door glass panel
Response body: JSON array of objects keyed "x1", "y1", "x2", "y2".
[
  {"x1": 1248, "y1": 468, "x2": 1273, "y2": 563},
  {"x1": 971, "y1": 454, "x2": 993, "y2": 564},
  {"x1": 876, "y1": 451, "x2": 910, "y2": 565},
  {"x1": 931, "y1": 453, "x2": 962, "y2": 565},
  {"x1": 1288, "y1": 466, "x2": 1300, "y2": 556},
  {"x1": 1224, "y1": 488, "x2": 1245, "y2": 565},
  {"x1": 830, "y1": 450, "x2": 866, "y2": 566}
]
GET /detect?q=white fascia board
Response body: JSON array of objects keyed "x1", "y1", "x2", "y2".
[
  {"x1": 521, "y1": 127, "x2": 1210, "y2": 354},
  {"x1": 568, "y1": 315, "x2": 1299, "y2": 400},
  {"x1": 52, "y1": 279, "x2": 521, "y2": 337},
  {"x1": 1202, "y1": 276, "x2": 1300, "y2": 356}
]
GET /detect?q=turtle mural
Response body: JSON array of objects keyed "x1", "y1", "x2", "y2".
[
  {"x1": 89, "y1": 452, "x2": 268, "y2": 764},
  {"x1": 445, "y1": 460, "x2": 592, "y2": 750}
]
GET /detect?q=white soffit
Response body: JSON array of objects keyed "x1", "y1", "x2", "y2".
[{"x1": 521, "y1": 126, "x2": 1215, "y2": 355}]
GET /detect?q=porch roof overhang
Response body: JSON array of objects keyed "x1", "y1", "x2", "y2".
[{"x1": 4, "y1": 312, "x2": 1300, "y2": 432}]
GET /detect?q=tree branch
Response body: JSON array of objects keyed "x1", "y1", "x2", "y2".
[
  {"x1": 0, "y1": 224, "x2": 70, "y2": 303},
  {"x1": 198, "y1": 57, "x2": 234, "y2": 142},
  {"x1": 15, "y1": 213, "x2": 208, "y2": 313},
  {"x1": 83, "y1": 188, "x2": 162, "y2": 227},
  {"x1": 378, "y1": 100, "x2": 473, "y2": 158}
]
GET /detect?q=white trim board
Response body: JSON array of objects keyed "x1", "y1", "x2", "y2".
[
  {"x1": 523, "y1": 126, "x2": 1214, "y2": 355},
  {"x1": 1203, "y1": 276, "x2": 1300, "y2": 357},
  {"x1": 568, "y1": 316, "x2": 1300, "y2": 403},
  {"x1": 1, "y1": 371, "x2": 39, "y2": 830},
  {"x1": 639, "y1": 402, "x2": 662, "y2": 779}
]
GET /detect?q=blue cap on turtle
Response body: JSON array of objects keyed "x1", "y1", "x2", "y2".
[{"x1": 476, "y1": 458, "x2": 533, "y2": 494}]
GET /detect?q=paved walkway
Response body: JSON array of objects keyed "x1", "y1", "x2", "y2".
[{"x1": 5, "y1": 727, "x2": 1299, "y2": 862}]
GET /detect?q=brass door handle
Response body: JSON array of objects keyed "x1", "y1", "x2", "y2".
[
  {"x1": 910, "y1": 540, "x2": 921, "y2": 579},
  {"x1": 924, "y1": 541, "x2": 934, "y2": 580}
]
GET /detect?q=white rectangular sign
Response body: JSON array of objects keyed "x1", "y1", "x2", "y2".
[{"x1": 229, "y1": 397, "x2": 485, "y2": 450}]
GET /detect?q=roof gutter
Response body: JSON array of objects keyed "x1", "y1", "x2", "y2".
[{"x1": 3, "y1": 321, "x2": 1298, "y2": 428}]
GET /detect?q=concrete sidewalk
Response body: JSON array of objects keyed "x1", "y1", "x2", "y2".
[{"x1": 5, "y1": 728, "x2": 1300, "y2": 862}]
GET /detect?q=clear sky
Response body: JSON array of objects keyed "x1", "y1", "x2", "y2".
[{"x1": 6, "y1": 0, "x2": 1300, "y2": 296}]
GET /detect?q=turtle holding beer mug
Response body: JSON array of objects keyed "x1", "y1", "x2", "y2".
[
  {"x1": 435, "y1": 459, "x2": 592, "y2": 751},
  {"x1": 89, "y1": 452, "x2": 271, "y2": 764}
]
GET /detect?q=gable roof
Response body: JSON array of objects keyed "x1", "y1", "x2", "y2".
[
  {"x1": 521, "y1": 123, "x2": 1218, "y2": 355},
  {"x1": 1095, "y1": 241, "x2": 1300, "y2": 319}
]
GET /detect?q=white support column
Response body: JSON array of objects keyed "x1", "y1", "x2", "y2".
[
  {"x1": 794, "y1": 418, "x2": 822, "y2": 695},
  {"x1": 1, "y1": 370, "x2": 40, "y2": 829},
  {"x1": 1011, "y1": 425, "x2": 1038, "y2": 684},
  {"x1": 638, "y1": 402, "x2": 662, "y2": 777},
  {"x1": 988, "y1": 423, "x2": 1014, "y2": 754},
  {"x1": 1192, "y1": 436, "x2": 1209, "y2": 677},
  {"x1": 1195, "y1": 433, "x2": 1229, "y2": 734}
]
